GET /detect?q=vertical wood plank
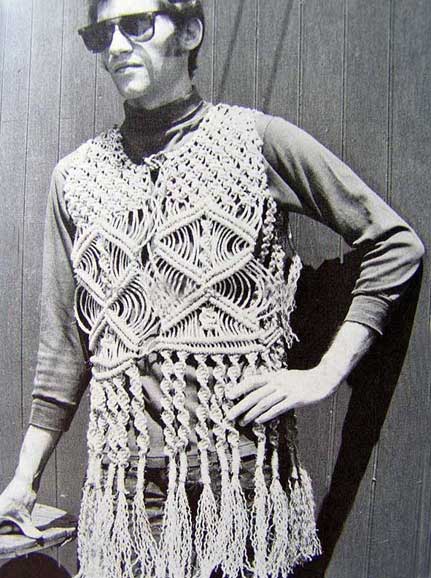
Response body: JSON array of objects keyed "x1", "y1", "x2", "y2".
[
  {"x1": 55, "y1": 1, "x2": 96, "y2": 573},
  {"x1": 256, "y1": 0, "x2": 300, "y2": 121},
  {"x1": 214, "y1": 0, "x2": 257, "y2": 107},
  {"x1": 194, "y1": 0, "x2": 215, "y2": 103},
  {"x1": 368, "y1": 0, "x2": 431, "y2": 576},
  {"x1": 94, "y1": 52, "x2": 123, "y2": 134},
  {"x1": 0, "y1": 0, "x2": 32, "y2": 491},
  {"x1": 0, "y1": 1, "x2": 6, "y2": 118},
  {"x1": 326, "y1": 2, "x2": 392, "y2": 577},
  {"x1": 94, "y1": 57, "x2": 123, "y2": 134},
  {"x1": 21, "y1": 0, "x2": 64, "y2": 515},
  {"x1": 344, "y1": 1, "x2": 391, "y2": 192},
  {"x1": 93, "y1": 19, "x2": 122, "y2": 153},
  {"x1": 59, "y1": 0, "x2": 96, "y2": 156},
  {"x1": 294, "y1": 0, "x2": 345, "y2": 518}
]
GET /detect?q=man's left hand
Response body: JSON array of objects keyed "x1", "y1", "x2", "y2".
[{"x1": 226, "y1": 367, "x2": 340, "y2": 426}]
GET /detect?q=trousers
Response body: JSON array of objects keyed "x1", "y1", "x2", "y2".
[{"x1": 120, "y1": 453, "x2": 269, "y2": 578}]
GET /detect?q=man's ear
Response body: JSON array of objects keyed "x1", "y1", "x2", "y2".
[{"x1": 178, "y1": 17, "x2": 204, "y2": 51}]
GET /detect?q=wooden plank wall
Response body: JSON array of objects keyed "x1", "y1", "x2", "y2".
[{"x1": 0, "y1": 1, "x2": 429, "y2": 576}]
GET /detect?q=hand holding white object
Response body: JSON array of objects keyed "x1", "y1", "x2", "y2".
[
  {"x1": 0, "y1": 425, "x2": 61, "y2": 539},
  {"x1": 0, "y1": 477, "x2": 41, "y2": 539}
]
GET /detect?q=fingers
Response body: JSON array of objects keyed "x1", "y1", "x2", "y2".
[
  {"x1": 255, "y1": 400, "x2": 292, "y2": 424},
  {"x1": 226, "y1": 384, "x2": 276, "y2": 422},
  {"x1": 236, "y1": 392, "x2": 284, "y2": 426},
  {"x1": 226, "y1": 373, "x2": 271, "y2": 401}
]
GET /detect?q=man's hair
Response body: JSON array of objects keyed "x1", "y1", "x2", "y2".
[{"x1": 86, "y1": 0, "x2": 205, "y2": 77}]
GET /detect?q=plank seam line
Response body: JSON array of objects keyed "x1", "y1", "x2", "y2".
[
  {"x1": 416, "y1": 254, "x2": 431, "y2": 576},
  {"x1": 427, "y1": 263, "x2": 431, "y2": 408},
  {"x1": 56, "y1": 0, "x2": 66, "y2": 164},
  {"x1": 92, "y1": 53, "x2": 98, "y2": 136},
  {"x1": 365, "y1": 3, "x2": 395, "y2": 575},
  {"x1": 325, "y1": 395, "x2": 337, "y2": 486},
  {"x1": 297, "y1": 0, "x2": 304, "y2": 126},
  {"x1": 338, "y1": 0, "x2": 348, "y2": 266},
  {"x1": 254, "y1": 0, "x2": 259, "y2": 110},
  {"x1": 341, "y1": 0, "x2": 347, "y2": 163},
  {"x1": 210, "y1": 0, "x2": 216, "y2": 103},
  {"x1": 20, "y1": 0, "x2": 35, "y2": 433},
  {"x1": 0, "y1": 3, "x2": 8, "y2": 130},
  {"x1": 385, "y1": 0, "x2": 394, "y2": 208},
  {"x1": 365, "y1": 444, "x2": 380, "y2": 578},
  {"x1": 414, "y1": 444, "x2": 431, "y2": 577},
  {"x1": 54, "y1": 1, "x2": 67, "y2": 529},
  {"x1": 292, "y1": 0, "x2": 304, "y2": 241},
  {"x1": 327, "y1": 0, "x2": 350, "y2": 487}
]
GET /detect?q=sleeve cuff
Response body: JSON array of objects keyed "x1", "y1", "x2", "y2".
[
  {"x1": 29, "y1": 398, "x2": 76, "y2": 432},
  {"x1": 345, "y1": 294, "x2": 392, "y2": 336}
]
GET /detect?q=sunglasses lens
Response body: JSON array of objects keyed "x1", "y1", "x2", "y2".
[
  {"x1": 80, "y1": 24, "x2": 113, "y2": 53},
  {"x1": 79, "y1": 13, "x2": 157, "y2": 53},
  {"x1": 120, "y1": 14, "x2": 154, "y2": 41}
]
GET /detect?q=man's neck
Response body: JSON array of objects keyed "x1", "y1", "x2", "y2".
[
  {"x1": 120, "y1": 86, "x2": 205, "y2": 160},
  {"x1": 126, "y1": 79, "x2": 195, "y2": 111},
  {"x1": 123, "y1": 86, "x2": 202, "y2": 127}
]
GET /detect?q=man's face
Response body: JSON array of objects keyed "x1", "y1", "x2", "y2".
[{"x1": 98, "y1": 0, "x2": 189, "y2": 108}]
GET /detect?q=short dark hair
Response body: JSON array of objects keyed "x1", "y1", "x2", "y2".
[{"x1": 86, "y1": 0, "x2": 205, "y2": 77}]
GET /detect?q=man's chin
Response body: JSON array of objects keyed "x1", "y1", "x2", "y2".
[{"x1": 113, "y1": 78, "x2": 152, "y2": 102}]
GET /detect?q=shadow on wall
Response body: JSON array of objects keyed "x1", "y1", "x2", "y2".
[
  {"x1": 216, "y1": 0, "x2": 296, "y2": 106},
  {"x1": 288, "y1": 251, "x2": 423, "y2": 578},
  {"x1": 0, "y1": 554, "x2": 71, "y2": 578}
]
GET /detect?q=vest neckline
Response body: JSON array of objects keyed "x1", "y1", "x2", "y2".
[
  {"x1": 122, "y1": 88, "x2": 204, "y2": 133},
  {"x1": 110, "y1": 102, "x2": 216, "y2": 169}
]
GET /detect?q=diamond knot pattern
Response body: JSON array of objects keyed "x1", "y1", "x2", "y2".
[{"x1": 65, "y1": 104, "x2": 289, "y2": 362}]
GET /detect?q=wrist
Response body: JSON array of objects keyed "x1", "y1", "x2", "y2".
[
  {"x1": 312, "y1": 359, "x2": 345, "y2": 397},
  {"x1": 13, "y1": 425, "x2": 61, "y2": 491},
  {"x1": 4, "y1": 476, "x2": 37, "y2": 511},
  {"x1": 314, "y1": 321, "x2": 376, "y2": 391},
  {"x1": 14, "y1": 462, "x2": 41, "y2": 491}
]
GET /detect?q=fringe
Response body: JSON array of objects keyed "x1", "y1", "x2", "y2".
[
  {"x1": 250, "y1": 426, "x2": 271, "y2": 578},
  {"x1": 195, "y1": 480, "x2": 220, "y2": 577},
  {"x1": 288, "y1": 465, "x2": 322, "y2": 566},
  {"x1": 157, "y1": 456, "x2": 193, "y2": 578},
  {"x1": 268, "y1": 475, "x2": 291, "y2": 577},
  {"x1": 156, "y1": 461, "x2": 178, "y2": 578},
  {"x1": 110, "y1": 467, "x2": 134, "y2": 578},
  {"x1": 174, "y1": 473, "x2": 193, "y2": 577},
  {"x1": 131, "y1": 486, "x2": 157, "y2": 577},
  {"x1": 88, "y1": 462, "x2": 114, "y2": 578},
  {"x1": 213, "y1": 355, "x2": 249, "y2": 578},
  {"x1": 194, "y1": 355, "x2": 221, "y2": 576},
  {"x1": 76, "y1": 378, "x2": 110, "y2": 578},
  {"x1": 128, "y1": 363, "x2": 157, "y2": 576},
  {"x1": 76, "y1": 355, "x2": 321, "y2": 578},
  {"x1": 75, "y1": 482, "x2": 95, "y2": 578}
]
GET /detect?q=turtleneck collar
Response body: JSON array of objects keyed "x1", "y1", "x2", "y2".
[
  {"x1": 119, "y1": 87, "x2": 208, "y2": 163},
  {"x1": 122, "y1": 87, "x2": 204, "y2": 133}
]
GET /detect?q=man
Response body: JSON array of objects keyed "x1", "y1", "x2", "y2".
[{"x1": 0, "y1": 1, "x2": 424, "y2": 577}]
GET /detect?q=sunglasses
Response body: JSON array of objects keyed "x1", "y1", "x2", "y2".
[{"x1": 78, "y1": 11, "x2": 170, "y2": 53}]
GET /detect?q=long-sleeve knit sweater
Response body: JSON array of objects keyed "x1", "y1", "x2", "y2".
[{"x1": 29, "y1": 89, "x2": 424, "y2": 463}]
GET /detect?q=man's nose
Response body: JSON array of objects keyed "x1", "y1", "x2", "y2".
[{"x1": 108, "y1": 24, "x2": 132, "y2": 55}]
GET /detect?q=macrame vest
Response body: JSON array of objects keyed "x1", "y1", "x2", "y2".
[{"x1": 64, "y1": 104, "x2": 321, "y2": 578}]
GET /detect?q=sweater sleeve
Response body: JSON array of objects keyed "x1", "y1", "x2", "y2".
[
  {"x1": 29, "y1": 154, "x2": 90, "y2": 432},
  {"x1": 257, "y1": 114, "x2": 425, "y2": 335}
]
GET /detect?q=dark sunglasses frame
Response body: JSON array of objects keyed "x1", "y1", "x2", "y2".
[{"x1": 78, "y1": 10, "x2": 171, "y2": 53}]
